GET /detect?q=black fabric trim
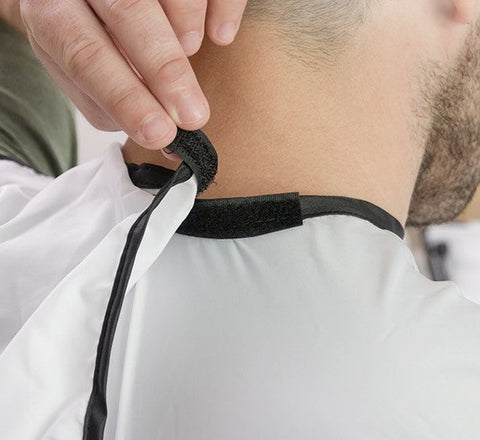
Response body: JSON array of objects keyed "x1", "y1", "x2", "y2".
[
  {"x1": 301, "y1": 195, "x2": 405, "y2": 239},
  {"x1": 82, "y1": 163, "x2": 193, "y2": 440},
  {"x1": 127, "y1": 163, "x2": 405, "y2": 240},
  {"x1": 127, "y1": 162, "x2": 175, "y2": 189}
]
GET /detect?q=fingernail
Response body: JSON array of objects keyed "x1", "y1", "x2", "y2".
[
  {"x1": 216, "y1": 22, "x2": 237, "y2": 45},
  {"x1": 141, "y1": 113, "x2": 172, "y2": 143},
  {"x1": 179, "y1": 31, "x2": 202, "y2": 56},
  {"x1": 162, "y1": 147, "x2": 181, "y2": 162},
  {"x1": 175, "y1": 93, "x2": 208, "y2": 125}
]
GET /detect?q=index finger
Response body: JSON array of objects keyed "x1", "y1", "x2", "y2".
[
  {"x1": 205, "y1": 0, "x2": 249, "y2": 45},
  {"x1": 24, "y1": 0, "x2": 180, "y2": 150},
  {"x1": 87, "y1": 0, "x2": 210, "y2": 130}
]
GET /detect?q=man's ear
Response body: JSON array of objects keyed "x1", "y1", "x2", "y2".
[{"x1": 452, "y1": 0, "x2": 478, "y2": 23}]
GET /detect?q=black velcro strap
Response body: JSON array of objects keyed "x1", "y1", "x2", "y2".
[
  {"x1": 178, "y1": 193, "x2": 303, "y2": 239},
  {"x1": 166, "y1": 129, "x2": 217, "y2": 193}
]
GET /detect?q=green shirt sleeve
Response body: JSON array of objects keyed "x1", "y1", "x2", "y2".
[{"x1": 0, "y1": 19, "x2": 77, "y2": 177}]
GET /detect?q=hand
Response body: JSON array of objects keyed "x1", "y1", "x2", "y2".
[{"x1": 19, "y1": 0, "x2": 248, "y2": 157}]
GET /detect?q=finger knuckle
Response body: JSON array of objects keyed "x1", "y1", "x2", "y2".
[
  {"x1": 176, "y1": 0, "x2": 207, "y2": 15},
  {"x1": 155, "y1": 56, "x2": 189, "y2": 86},
  {"x1": 107, "y1": 85, "x2": 143, "y2": 115},
  {"x1": 106, "y1": 0, "x2": 143, "y2": 17},
  {"x1": 63, "y1": 32, "x2": 103, "y2": 76}
]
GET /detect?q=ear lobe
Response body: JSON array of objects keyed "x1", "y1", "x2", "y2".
[{"x1": 452, "y1": 0, "x2": 477, "y2": 24}]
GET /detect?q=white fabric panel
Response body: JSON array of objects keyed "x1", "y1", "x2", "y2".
[
  {"x1": 104, "y1": 216, "x2": 480, "y2": 439},
  {"x1": 0, "y1": 144, "x2": 151, "y2": 351},
  {"x1": 0, "y1": 160, "x2": 52, "y2": 224},
  {"x1": 0, "y1": 145, "x2": 197, "y2": 439}
]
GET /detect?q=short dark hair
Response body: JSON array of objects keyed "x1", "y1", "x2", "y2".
[{"x1": 243, "y1": 0, "x2": 370, "y2": 68}]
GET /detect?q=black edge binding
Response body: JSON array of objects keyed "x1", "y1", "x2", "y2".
[
  {"x1": 127, "y1": 162, "x2": 405, "y2": 240},
  {"x1": 83, "y1": 130, "x2": 217, "y2": 439},
  {"x1": 300, "y1": 195, "x2": 405, "y2": 239},
  {"x1": 175, "y1": 194, "x2": 405, "y2": 240}
]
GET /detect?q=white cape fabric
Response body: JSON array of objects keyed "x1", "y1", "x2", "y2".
[
  {"x1": 1, "y1": 143, "x2": 480, "y2": 439},
  {"x1": 0, "y1": 144, "x2": 197, "y2": 439}
]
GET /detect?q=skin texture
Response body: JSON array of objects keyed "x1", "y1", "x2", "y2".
[{"x1": 124, "y1": 0, "x2": 480, "y2": 227}]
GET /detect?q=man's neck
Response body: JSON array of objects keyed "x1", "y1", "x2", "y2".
[{"x1": 122, "y1": 22, "x2": 425, "y2": 226}]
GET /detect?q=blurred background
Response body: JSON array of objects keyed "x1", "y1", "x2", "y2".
[{"x1": 76, "y1": 112, "x2": 126, "y2": 164}]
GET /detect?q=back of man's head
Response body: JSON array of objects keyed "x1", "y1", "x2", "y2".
[{"x1": 189, "y1": 1, "x2": 480, "y2": 228}]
